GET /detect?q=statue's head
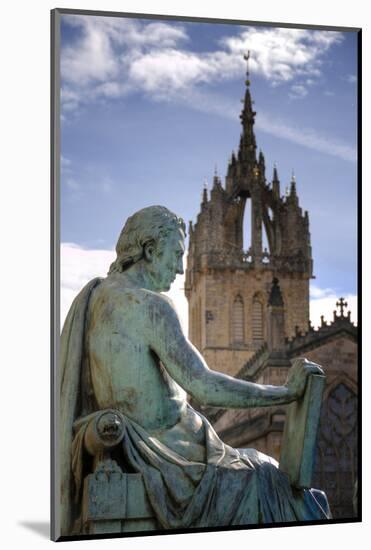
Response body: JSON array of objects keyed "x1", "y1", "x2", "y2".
[{"x1": 108, "y1": 205, "x2": 186, "y2": 291}]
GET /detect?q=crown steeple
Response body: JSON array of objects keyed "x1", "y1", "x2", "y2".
[{"x1": 238, "y1": 51, "x2": 257, "y2": 168}]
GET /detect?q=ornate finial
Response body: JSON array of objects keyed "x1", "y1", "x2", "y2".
[
  {"x1": 273, "y1": 164, "x2": 279, "y2": 180},
  {"x1": 202, "y1": 178, "x2": 208, "y2": 204},
  {"x1": 243, "y1": 51, "x2": 252, "y2": 87},
  {"x1": 213, "y1": 164, "x2": 221, "y2": 188},
  {"x1": 290, "y1": 170, "x2": 297, "y2": 196},
  {"x1": 243, "y1": 50, "x2": 250, "y2": 76},
  {"x1": 336, "y1": 297, "x2": 348, "y2": 318}
]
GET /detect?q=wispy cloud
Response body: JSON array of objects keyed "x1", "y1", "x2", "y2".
[
  {"x1": 347, "y1": 74, "x2": 357, "y2": 84},
  {"x1": 256, "y1": 112, "x2": 357, "y2": 163},
  {"x1": 61, "y1": 16, "x2": 353, "y2": 163},
  {"x1": 289, "y1": 84, "x2": 308, "y2": 99},
  {"x1": 61, "y1": 155, "x2": 115, "y2": 198},
  {"x1": 171, "y1": 88, "x2": 356, "y2": 163},
  {"x1": 65, "y1": 177, "x2": 81, "y2": 192},
  {"x1": 61, "y1": 15, "x2": 343, "y2": 113},
  {"x1": 61, "y1": 155, "x2": 71, "y2": 168}
]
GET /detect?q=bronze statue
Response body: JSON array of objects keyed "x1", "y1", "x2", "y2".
[{"x1": 59, "y1": 205, "x2": 330, "y2": 536}]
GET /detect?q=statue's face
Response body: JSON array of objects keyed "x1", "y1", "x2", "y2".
[{"x1": 152, "y1": 228, "x2": 185, "y2": 292}]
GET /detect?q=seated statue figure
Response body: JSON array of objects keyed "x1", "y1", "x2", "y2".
[{"x1": 59, "y1": 205, "x2": 331, "y2": 536}]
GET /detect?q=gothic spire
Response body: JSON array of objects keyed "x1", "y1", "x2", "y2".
[
  {"x1": 272, "y1": 162, "x2": 280, "y2": 197},
  {"x1": 290, "y1": 171, "x2": 297, "y2": 196},
  {"x1": 288, "y1": 171, "x2": 299, "y2": 206},
  {"x1": 213, "y1": 165, "x2": 221, "y2": 189},
  {"x1": 238, "y1": 51, "x2": 257, "y2": 168},
  {"x1": 202, "y1": 179, "x2": 208, "y2": 205},
  {"x1": 273, "y1": 163, "x2": 279, "y2": 183}
]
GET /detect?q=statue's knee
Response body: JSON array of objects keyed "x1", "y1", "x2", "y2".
[{"x1": 84, "y1": 409, "x2": 126, "y2": 456}]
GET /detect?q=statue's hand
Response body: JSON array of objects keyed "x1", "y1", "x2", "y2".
[{"x1": 285, "y1": 358, "x2": 324, "y2": 401}]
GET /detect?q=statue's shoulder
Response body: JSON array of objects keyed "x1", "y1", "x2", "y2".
[{"x1": 89, "y1": 278, "x2": 174, "y2": 313}]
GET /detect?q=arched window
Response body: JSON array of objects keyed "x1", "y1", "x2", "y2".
[
  {"x1": 242, "y1": 198, "x2": 252, "y2": 252},
  {"x1": 313, "y1": 382, "x2": 358, "y2": 519},
  {"x1": 252, "y1": 297, "x2": 264, "y2": 342},
  {"x1": 232, "y1": 295, "x2": 244, "y2": 343}
]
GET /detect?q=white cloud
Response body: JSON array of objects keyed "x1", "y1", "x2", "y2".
[
  {"x1": 61, "y1": 16, "x2": 353, "y2": 163},
  {"x1": 61, "y1": 155, "x2": 71, "y2": 168},
  {"x1": 220, "y1": 27, "x2": 342, "y2": 84},
  {"x1": 129, "y1": 50, "x2": 211, "y2": 94},
  {"x1": 61, "y1": 243, "x2": 115, "y2": 325},
  {"x1": 61, "y1": 156, "x2": 115, "y2": 198},
  {"x1": 347, "y1": 74, "x2": 357, "y2": 84},
  {"x1": 61, "y1": 15, "x2": 189, "y2": 111},
  {"x1": 62, "y1": 18, "x2": 119, "y2": 86},
  {"x1": 61, "y1": 243, "x2": 189, "y2": 336},
  {"x1": 289, "y1": 83, "x2": 308, "y2": 99},
  {"x1": 61, "y1": 16, "x2": 343, "y2": 114},
  {"x1": 310, "y1": 284, "x2": 357, "y2": 328},
  {"x1": 65, "y1": 177, "x2": 80, "y2": 191}
]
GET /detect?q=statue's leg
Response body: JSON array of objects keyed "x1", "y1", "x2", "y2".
[{"x1": 237, "y1": 447, "x2": 279, "y2": 468}]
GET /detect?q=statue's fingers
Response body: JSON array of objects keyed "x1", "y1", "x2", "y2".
[{"x1": 305, "y1": 364, "x2": 325, "y2": 376}]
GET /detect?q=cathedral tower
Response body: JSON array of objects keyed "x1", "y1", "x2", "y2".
[{"x1": 185, "y1": 53, "x2": 313, "y2": 376}]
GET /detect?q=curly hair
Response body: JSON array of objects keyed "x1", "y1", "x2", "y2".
[{"x1": 108, "y1": 205, "x2": 186, "y2": 275}]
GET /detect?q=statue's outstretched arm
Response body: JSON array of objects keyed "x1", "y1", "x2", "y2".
[{"x1": 148, "y1": 295, "x2": 323, "y2": 409}]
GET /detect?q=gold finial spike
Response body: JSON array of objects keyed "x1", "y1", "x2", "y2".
[{"x1": 243, "y1": 50, "x2": 251, "y2": 77}]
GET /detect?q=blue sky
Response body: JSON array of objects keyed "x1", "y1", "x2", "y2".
[{"x1": 60, "y1": 14, "x2": 358, "y2": 328}]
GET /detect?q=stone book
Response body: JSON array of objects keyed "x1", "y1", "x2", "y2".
[{"x1": 279, "y1": 374, "x2": 326, "y2": 489}]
